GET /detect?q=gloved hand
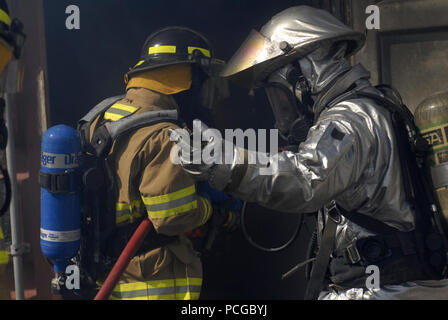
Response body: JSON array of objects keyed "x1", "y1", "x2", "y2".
[
  {"x1": 197, "y1": 181, "x2": 242, "y2": 232},
  {"x1": 196, "y1": 181, "x2": 241, "y2": 210},
  {"x1": 196, "y1": 181, "x2": 242, "y2": 251},
  {"x1": 169, "y1": 119, "x2": 245, "y2": 191},
  {"x1": 169, "y1": 120, "x2": 214, "y2": 182},
  {"x1": 221, "y1": 209, "x2": 240, "y2": 233}
]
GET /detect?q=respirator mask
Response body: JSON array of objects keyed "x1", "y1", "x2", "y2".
[
  {"x1": 264, "y1": 63, "x2": 314, "y2": 146},
  {"x1": 176, "y1": 58, "x2": 229, "y2": 127}
]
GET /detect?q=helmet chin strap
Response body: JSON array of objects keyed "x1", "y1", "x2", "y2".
[{"x1": 174, "y1": 65, "x2": 217, "y2": 128}]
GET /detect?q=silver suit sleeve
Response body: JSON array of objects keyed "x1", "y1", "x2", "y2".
[{"x1": 232, "y1": 101, "x2": 376, "y2": 213}]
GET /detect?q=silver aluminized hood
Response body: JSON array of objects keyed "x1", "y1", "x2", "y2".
[{"x1": 220, "y1": 5, "x2": 365, "y2": 88}]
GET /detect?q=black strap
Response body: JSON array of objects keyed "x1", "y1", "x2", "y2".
[
  {"x1": 327, "y1": 87, "x2": 447, "y2": 276},
  {"x1": 313, "y1": 64, "x2": 371, "y2": 120},
  {"x1": 77, "y1": 95, "x2": 125, "y2": 154},
  {"x1": 0, "y1": 166, "x2": 11, "y2": 217},
  {"x1": 90, "y1": 110, "x2": 180, "y2": 158},
  {"x1": 39, "y1": 171, "x2": 81, "y2": 194},
  {"x1": 339, "y1": 208, "x2": 399, "y2": 235},
  {"x1": 305, "y1": 202, "x2": 341, "y2": 300},
  {"x1": 303, "y1": 85, "x2": 447, "y2": 298}
]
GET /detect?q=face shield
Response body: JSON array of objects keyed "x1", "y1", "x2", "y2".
[
  {"x1": 264, "y1": 63, "x2": 313, "y2": 144},
  {"x1": 175, "y1": 59, "x2": 229, "y2": 127},
  {"x1": 199, "y1": 58, "x2": 229, "y2": 111},
  {"x1": 220, "y1": 29, "x2": 287, "y2": 89},
  {"x1": 220, "y1": 6, "x2": 366, "y2": 90}
]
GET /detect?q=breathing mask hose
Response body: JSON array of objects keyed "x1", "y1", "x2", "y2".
[
  {"x1": 239, "y1": 104, "x2": 309, "y2": 253},
  {"x1": 304, "y1": 228, "x2": 318, "y2": 280},
  {"x1": 240, "y1": 201, "x2": 303, "y2": 252},
  {"x1": 94, "y1": 219, "x2": 153, "y2": 300}
]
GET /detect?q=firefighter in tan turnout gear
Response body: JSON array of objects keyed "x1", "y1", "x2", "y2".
[
  {"x1": 80, "y1": 26, "x2": 233, "y2": 300},
  {"x1": 0, "y1": 0, "x2": 25, "y2": 300}
]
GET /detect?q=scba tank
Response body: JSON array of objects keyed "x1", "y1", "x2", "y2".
[
  {"x1": 40, "y1": 125, "x2": 81, "y2": 272},
  {"x1": 415, "y1": 91, "x2": 448, "y2": 237}
]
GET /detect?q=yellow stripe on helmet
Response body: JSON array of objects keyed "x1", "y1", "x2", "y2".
[
  {"x1": 0, "y1": 9, "x2": 10, "y2": 27},
  {"x1": 148, "y1": 45, "x2": 176, "y2": 55},
  {"x1": 187, "y1": 46, "x2": 211, "y2": 58},
  {"x1": 133, "y1": 60, "x2": 145, "y2": 68}
]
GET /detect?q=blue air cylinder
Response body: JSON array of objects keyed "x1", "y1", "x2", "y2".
[{"x1": 40, "y1": 125, "x2": 81, "y2": 273}]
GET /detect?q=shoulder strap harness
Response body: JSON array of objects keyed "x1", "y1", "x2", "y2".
[
  {"x1": 77, "y1": 95, "x2": 180, "y2": 158},
  {"x1": 304, "y1": 83, "x2": 448, "y2": 299}
]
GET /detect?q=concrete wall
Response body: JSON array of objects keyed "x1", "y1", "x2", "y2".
[{"x1": 351, "y1": 0, "x2": 448, "y2": 112}]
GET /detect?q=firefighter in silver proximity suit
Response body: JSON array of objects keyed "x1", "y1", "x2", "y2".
[{"x1": 170, "y1": 6, "x2": 448, "y2": 300}]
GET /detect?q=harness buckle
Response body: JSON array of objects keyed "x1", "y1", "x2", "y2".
[
  {"x1": 346, "y1": 243, "x2": 362, "y2": 264},
  {"x1": 326, "y1": 200, "x2": 342, "y2": 224}
]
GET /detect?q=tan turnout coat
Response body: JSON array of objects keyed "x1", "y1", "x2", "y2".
[{"x1": 90, "y1": 88, "x2": 212, "y2": 300}]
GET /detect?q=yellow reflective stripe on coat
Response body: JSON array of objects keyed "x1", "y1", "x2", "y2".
[
  {"x1": 104, "y1": 103, "x2": 139, "y2": 121},
  {"x1": 110, "y1": 277, "x2": 202, "y2": 300},
  {"x1": 116, "y1": 200, "x2": 144, "y2": 224},
  {"x1": 148, "y1": 45, "x2": 176, "y2": 55},
  {"x1": 0, "y1": 9, "x2": 10, "y2": 26},
  {"x1": 0, "y1": 226, "x2": 8, "y2": 264},
  {"x1": 199, "y1": 197, "x2": 212, "y2": 226},
  {"x1": 142, "y1": 185, "x2": 198, "y2": 219},
  {"x1": 187, "y1": 46, "x2": 211, "y2": 58},
  {"x1": 0, "y1": 250, "x2": 8, "y2": 265}
]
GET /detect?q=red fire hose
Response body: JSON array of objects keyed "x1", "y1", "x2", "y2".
[{"x1": 94, "y1": 219, "x2": 153, "y2": 300}]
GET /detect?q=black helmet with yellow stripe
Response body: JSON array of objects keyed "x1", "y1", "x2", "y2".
[
  {"x1": 0, "y1": 0, "x2": 10, "y2": 29},
  {"x1": 126, "y1": 26, "x2": 216, "y2": 81},
  {"x1": 0, "y1": 0, "x2": 25, "y2": 60}
]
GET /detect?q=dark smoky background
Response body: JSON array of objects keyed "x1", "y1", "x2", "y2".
[{"x1": 43, "y1": 0, "x2": 314, "y2": 299}]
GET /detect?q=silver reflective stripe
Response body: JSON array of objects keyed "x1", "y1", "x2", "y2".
[
  {"x1": 145, "y1": 194, "x2": 196, "y2": 212},
  {"x1": 106, "y1": 107, "x2": 132, "y2": 116},
  {"x1": 79, "y1": 95, "x2": 125, "y2": 124},
  {"x1": 111, "y1": 285, "x2": 202, "y2": 299},
  {"x1": 40, "y1": 228, "x2": 80, "y2": 242},
  {"x1": 431, "y1": 162, "x2": 448, "y2": 189},
  {"x1": 105, "y1": 110, "x2": 178, "y2": 140},
  {"x1": 116, "y1": 208, "x2": 131, "y2": 218},
  {"x1": 41, "y1": 152, "x2": 80, "y2": 169},
  {"x1": 115, "y1": 204, "x2": 145, "y2": 220}
]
